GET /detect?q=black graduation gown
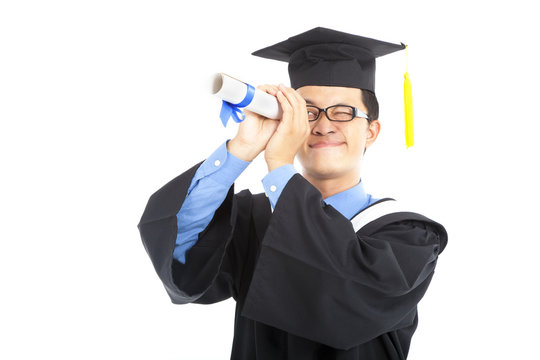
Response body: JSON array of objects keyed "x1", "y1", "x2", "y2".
[{"x1": 138, "y1": 162, "x2": 448, "y2": 360}]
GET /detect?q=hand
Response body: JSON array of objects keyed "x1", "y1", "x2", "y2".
[
  {"x1": 227, "y1": 85, "x2": 280, "y2": 162},
  {"x1": 264, "y1": 84, "x2": 310, "y2": 172}
]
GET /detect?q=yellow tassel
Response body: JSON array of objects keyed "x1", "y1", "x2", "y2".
[{"x1": 403, "y1": 46, "x2": 414, "y2": 148}]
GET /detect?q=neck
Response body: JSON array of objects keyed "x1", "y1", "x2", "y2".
[{"x1": 302, "y1": 171, "x2": 361, "y2": 199}]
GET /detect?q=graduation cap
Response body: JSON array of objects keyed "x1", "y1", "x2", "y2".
[{"x1": 252, "y1": 27, "x2": 415, "y2": 147}]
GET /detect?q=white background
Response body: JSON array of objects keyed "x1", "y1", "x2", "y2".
[{"x1": 1, "y1": 0, "x2": 539, "y2": 359}]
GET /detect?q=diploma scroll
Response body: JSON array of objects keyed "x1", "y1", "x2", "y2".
[{"x1": 211, "y1": 73, "x2": 282, "y2": 121}]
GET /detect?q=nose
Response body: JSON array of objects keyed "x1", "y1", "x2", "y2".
[{"x1": 311, "y1": 111, "x2": 336, "y2": 136}]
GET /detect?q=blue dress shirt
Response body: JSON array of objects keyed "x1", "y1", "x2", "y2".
[{"x1": 174, "y1": 141, "x2": 377, "y2": 264}]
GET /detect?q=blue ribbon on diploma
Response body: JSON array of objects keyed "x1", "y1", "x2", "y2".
[{"x1": 219, "y1": 84, "x2": 256, "y2": 127}]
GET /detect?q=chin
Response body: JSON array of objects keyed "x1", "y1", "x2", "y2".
[
  {"x1": 299, "y1": 154, "x2": 362, "y2": 181},
  {"x1": 302, "y1": 162, "x2": 344, "y2": 179}
]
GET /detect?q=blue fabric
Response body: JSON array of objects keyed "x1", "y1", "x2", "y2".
[
  {"x1": 262, "y1": 165, "x2": 377, "y2": 218},
  {"x1": 174, "y1": 141, "x2": 249, "y2": 263},
  {"x1": 174, "y1": 142, "x2": 377, "y2": 264},
  {"x1": 324, "y1": 181, "x2": 377, "y2": 220},
  {"x1": 261, "y1": 164, "x2": 297, "y2": 209}
]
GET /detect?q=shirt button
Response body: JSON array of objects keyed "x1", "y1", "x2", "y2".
[
  {"x1": 214, "y1": 160, "x2": 221, "y2": 167},
  {"x1": 269, "y1": 185, "x2": 277, "y2": 192}
]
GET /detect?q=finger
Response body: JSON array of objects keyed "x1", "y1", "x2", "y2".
[
  {"x1": 275, "y1": 89, "x2": 293, "y2": 113},
  {"x1": 278, "y1": 85, "x2": 308, "y2": 126},
  {"x1": 284, "y1": 86, "x2": 307, "y2": 112},
  {"x1": 275, "y1": 89, "x2": 293, "y2": 123},
  {"x1": 257, "y1": 84, "x2": 280, "y2": 96},
  {"x1": 243, "y1": 108, "x2": 265, "y2": 121},
  {"x1": 278, "y1": 85, "x2": 308, "y2": 123},
  {"x1": 278, "y1": 84, "x2": 299, "y2": 108},
  {"x1": 293, "y1": 91, "x2": 308, "y2": 123},
  {"x1": 257, "y1": 84, "x2": 279, "y2": 94},
  {"x1": 291, "y1": 87, "x2": 307, "y2": 108}
]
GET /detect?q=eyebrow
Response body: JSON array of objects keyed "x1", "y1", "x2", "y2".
[{"x1": 304, "y1": 99, "x2": 354, "y2": 107}]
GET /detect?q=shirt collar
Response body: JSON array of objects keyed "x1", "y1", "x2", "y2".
[{"x1": 324, "y1": 180, "x2": 372, "y2": 220}]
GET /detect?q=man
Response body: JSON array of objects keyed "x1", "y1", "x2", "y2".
[{"x1": 138, "y1": 27, "x2": 448, "y2": 359}]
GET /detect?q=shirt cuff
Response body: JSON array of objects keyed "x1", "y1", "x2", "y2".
[
  {"x1": 188, "y1": 140, "x2": 250, "y2": 193},
  {"x1": 261, "y1": 164, "x2": 298, "y2": 209}
]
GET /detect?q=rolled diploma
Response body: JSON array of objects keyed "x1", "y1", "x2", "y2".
[{"x1": 211, "y1": 73, "x2": 282, "y2": 120}]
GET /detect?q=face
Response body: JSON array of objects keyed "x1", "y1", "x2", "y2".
[{"x1": 296, "y1": 86, "x2": 380, "y2": 183}]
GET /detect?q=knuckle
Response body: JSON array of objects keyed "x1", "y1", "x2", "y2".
[{"x1": 280, "y1": 99, "x2": 292, "y2": 110}]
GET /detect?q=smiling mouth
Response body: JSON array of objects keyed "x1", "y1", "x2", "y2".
[{"x1": 309, "y1": 142, "x2": 345, "y2": 149}]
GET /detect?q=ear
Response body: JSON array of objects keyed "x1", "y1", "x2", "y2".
[{"x1": 365, "y1": 120, "x2": 381, "y2": 149}]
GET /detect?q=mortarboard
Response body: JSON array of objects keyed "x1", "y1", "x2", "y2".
[
  {"x1": 252, "y1": 27, "x2": 405, "y2": 93},
  {"x1": 252, "y1": 27, "x2": 415, "y2": 147}
]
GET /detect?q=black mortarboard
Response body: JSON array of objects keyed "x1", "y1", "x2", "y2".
[{"x1": 252, "y1": 27, "x2": 406, "y2": 93}]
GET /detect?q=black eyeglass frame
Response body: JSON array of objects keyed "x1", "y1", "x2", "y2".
[{"x1": 306, "y1": 105, "x2": 371, "y2": 122}]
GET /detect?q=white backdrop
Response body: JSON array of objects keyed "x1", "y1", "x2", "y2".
[{"x1": 1, "y1": 0, "x2": 539, "y2": 359}]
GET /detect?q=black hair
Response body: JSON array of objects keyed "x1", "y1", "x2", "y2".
[{"x1": 361, "y1": 89, "x2": 379, "y2": 122}]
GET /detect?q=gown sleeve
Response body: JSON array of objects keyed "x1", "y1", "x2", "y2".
[
  {"x1": 240, "y1": 174, "x2": 448, "y2": 350},
  {"x1": 137, "y1": 162, "x2": 252, "y2": 305}
]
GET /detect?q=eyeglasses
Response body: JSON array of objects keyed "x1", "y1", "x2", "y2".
[{"x1": 306, "y1": 105, "x2": 370, "y2": 122}]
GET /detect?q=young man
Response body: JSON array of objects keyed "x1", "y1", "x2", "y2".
[{"x1": 138, "y1": 27, "x2": 448, "y2": 359}]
